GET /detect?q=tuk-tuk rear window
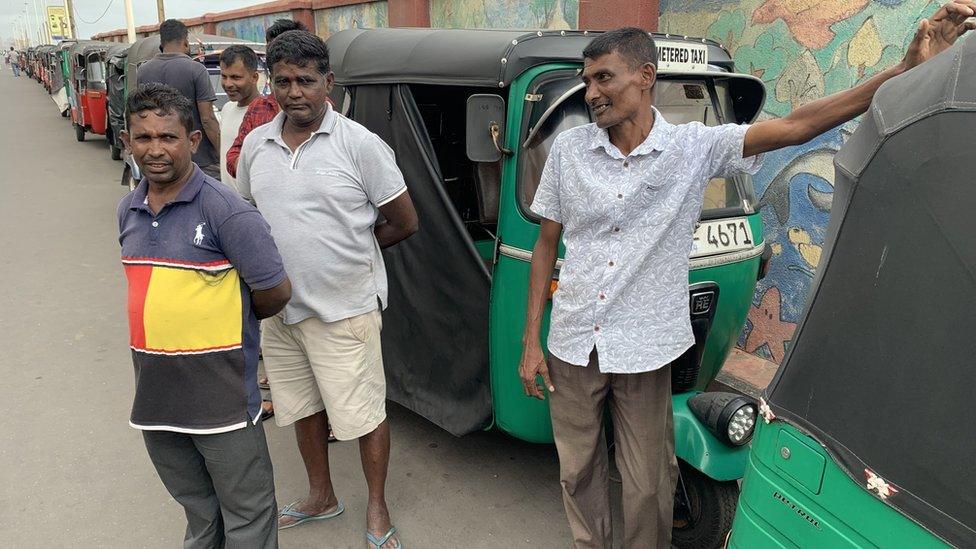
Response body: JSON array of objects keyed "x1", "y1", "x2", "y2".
[
  {"x1": 86, "y1": 60, "x2": 105, "y2": 82},
  {"x1": 518, "y1": 78, "x2": 757, "y2": 222}
]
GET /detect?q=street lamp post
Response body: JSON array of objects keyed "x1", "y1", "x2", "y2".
[{"x1": 124, "y1": 0, "x2": 137, "y2": 43}]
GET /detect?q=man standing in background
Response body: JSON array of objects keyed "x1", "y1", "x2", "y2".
[
  {"x1": 9, "y1": 47, "x2": 20, "y2": 77},
  {"x1": 218, "y1": 45, "x2": 261, "y2": 190},
  {"x1": 224, "y1": 18, "x2": 308, "y2": 179},
  {"x1": 138, "y1": 19, "x2": 222, "y2": 178}
]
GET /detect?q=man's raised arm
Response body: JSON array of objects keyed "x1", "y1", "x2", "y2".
[{"x1": 743, "y1": 0, "x2": 976, "y2": 158}]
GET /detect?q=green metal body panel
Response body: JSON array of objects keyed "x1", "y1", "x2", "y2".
[
  {"x1": 729, "y1": 421, "x2": 946, "y2": 548},
  {"x1": 487, "y1": 63, "x2": 765, "y2": 452},
  {"x1": 60, "y1": 52, "x2": 73, "y2": 102},
  {"x1": 473, "y1": 238, "x2": 494, "y2": 262}
]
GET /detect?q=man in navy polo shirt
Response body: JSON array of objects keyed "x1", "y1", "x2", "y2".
[{"x1": 117, "y1": 82, "x2": 291, "y2": 549}]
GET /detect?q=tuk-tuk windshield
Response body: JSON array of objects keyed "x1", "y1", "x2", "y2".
[
  {"x1": 519, "y1": 77, "x2": 756, "y2": 221},
  {"x1": 86, "y1": 58, "x2": 105, "y2": 83}
]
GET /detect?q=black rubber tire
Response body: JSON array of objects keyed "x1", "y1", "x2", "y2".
[
  {"x1": 74, "y1": 123, "x2": 85, "y2": 142},
  {"x1": 672, "y1": 461, "x2": 740, "y2": 549},
  {"x1": 61, "y1": 109, "x2": 69, "y2": 118}
]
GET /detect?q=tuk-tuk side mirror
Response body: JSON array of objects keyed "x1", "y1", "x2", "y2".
[{"x1": 466, "y1": 94, "x2": 510, "y2": 163}]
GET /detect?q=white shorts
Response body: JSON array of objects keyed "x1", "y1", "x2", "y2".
[{"x1": 260, "y1": 309, "x2": 386, "y2": 440}]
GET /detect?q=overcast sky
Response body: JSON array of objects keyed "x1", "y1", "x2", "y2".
[{"x1": 1, "y1": 0, "x2": 272, "y2": 45}]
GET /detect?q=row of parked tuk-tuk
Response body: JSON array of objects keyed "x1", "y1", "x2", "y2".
[
  {"x1": 22, "y1": 35, "x2": 265, "y2": 185},
  {"x1": 20, "y1": 27, "x2": 973, "y2": 548}
]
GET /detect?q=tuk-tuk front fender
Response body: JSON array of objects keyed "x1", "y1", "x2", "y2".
[{"x1": 673, "y1": 391, "x2": 750, "y2": 482}]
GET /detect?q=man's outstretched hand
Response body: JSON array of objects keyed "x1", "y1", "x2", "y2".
[{"x1": 904, "y1": 1, "x2": 976, "y2": 70}]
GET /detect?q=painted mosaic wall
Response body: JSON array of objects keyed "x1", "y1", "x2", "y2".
[
  {"x1": 215, "y1": 11, "x2": 292, "y2": 42},
  {"x1": 660, "y1": 0, "x2": 940, "y2": 363},
  {"x1": 430, "y1": 0, "x2": 579, "y2": 29},
  {"x1": 314, "y1": 1, "x2": 389, "y2": 40}
]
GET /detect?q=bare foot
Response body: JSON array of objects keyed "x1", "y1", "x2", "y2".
[
  {"x1": 278, "y1": 495, "x2": 340, "y2": 528},
  {"x1": 366, "y1": 502, "x2": 399, "y2": 548},
  {"x1": 261, "y1": 400, "x2": 274, "y2": 415}
]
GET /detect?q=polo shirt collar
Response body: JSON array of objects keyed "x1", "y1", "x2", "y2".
[
  {"x1": 128, "y1": 164, "x2": 206, "y2": 212},
  {"x1": 266, "y1": 103, "x2": 338, "y2": 145},
  {"x1": 588, "y1": 107, "x2": 673, "y2": 158}
]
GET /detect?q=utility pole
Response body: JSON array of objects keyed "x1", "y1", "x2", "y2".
[
  {"x1": 63, "y1": 0, "x2": 77, "y2": 40},
  {"x1": 32, "y1": 0, "x2": 42, "y2": 44},
  {"x1": 24, "y1": 3, "x2": 35, "y2": 46},
  {"x1": 156, "y1": 0, "x2": 166, "y2": 23},
  {"x1": 124, "y1": 0, "x2": 136, "y2": 43}
]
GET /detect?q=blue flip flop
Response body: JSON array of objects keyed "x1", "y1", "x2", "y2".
[
  {"x1": 366, "y1": 526, "x2": 401, "y2": 548},
  {"x1": 278, "y1": 500, "x2": 344, "y2": 530}
]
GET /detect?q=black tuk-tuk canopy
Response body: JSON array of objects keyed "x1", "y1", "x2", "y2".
[
  {"x1": 766, "y1": 36, "x2": 976, "y2": 546},
  {"x1": 105, "y1": 43, "x2": 131, "y2": 68},
  {"x1": 329, "y1": 28, "x2": 765, "y2": 124}
]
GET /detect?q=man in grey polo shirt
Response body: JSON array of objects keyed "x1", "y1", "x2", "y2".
[{"x1": 237, "y1": 31, "x2": 417, "y2": 548}]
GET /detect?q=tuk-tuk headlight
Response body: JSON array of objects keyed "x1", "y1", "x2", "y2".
[{"x1": 688, "y1": 392, "x2": 758, "y2": 447}]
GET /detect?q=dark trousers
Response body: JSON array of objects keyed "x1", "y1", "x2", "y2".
[
  {"x1": 143, "y1": 421, "x2": 278, "y2": 549},
  {"x1": 548, "y1": 349, "x2": 678, "y2": 549}
]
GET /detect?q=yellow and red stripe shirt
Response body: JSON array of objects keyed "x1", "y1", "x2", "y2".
[{"x1": 117, "y1": 167, "x2": 285, "y2": 434}]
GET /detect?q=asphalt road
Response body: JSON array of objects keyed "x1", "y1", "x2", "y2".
[{"x1": 0, "y1": 70, "x2": 633, "y2": 547}]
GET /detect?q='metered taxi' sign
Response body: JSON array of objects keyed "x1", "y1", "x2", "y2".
[{"x1": 656, "y1": 40, "x2": 708, "y2": 73}]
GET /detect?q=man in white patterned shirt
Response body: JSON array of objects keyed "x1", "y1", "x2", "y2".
[{"x1": 519, "y1": 6, "x2": 976, "y2": 547}]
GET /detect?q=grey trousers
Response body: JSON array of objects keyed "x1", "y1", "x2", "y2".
[
  {"x1": 548, "y1": 349, "x2": 678, "y2": 549},
  {"x1": 143, "y1": 421, "x2": 278, "y2": 549}
]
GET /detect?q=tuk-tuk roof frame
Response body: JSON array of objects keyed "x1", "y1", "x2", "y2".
[
  {"x1": 329, "y1": 28, "x2": 736, "y2": 87},
  {"x1": 329, "y1": 28, "x2": 766, "y2": 123}
]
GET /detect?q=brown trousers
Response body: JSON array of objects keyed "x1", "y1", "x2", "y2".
[{"x1": 548, "y1": 349, "x2": 678, "y2": 549}]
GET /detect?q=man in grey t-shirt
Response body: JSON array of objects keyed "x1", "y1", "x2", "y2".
[{"x1": 138, "y1": 19, "x2": 221, "y2": 177}]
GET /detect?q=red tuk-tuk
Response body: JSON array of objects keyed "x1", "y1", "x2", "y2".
[{"x1": 68, "y1": 41, "x2": 112, "y2": 142}]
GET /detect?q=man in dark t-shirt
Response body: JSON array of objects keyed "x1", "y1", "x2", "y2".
[{"x1": 138, "y1": 19, "x2": 221, "y2": 177}]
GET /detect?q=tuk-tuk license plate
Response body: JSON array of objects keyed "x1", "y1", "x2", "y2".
[{"x1": 691, "y1": 218, "x2": 755, "y2": 258}]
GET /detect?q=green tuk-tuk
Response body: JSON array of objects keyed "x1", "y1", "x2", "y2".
[
  {"x1": 327, "y1": 28, "x2": 767, "y2": 545},
  {"x1": 728, "y1": 32, "x2": 976, "y2": 549},
  {"x1": 117, "y1": 33, "x2": 266, "y2": 188},
  {"x1": 53, "y1": 40, "x2": 78, "y2": 117}
]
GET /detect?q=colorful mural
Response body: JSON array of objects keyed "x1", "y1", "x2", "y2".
[
  {"x1": 215, "y1": 11, "x2": 292, "y2": 42},
  {"x1": 660, "y1": 0, "x2": 939, "y2": 363},
  {"x1": 314, "y1": 1, "x2": 389, "y2": 40},
  {"x1": 430, "y1": 0, "x2": 579, "y2": 29}
]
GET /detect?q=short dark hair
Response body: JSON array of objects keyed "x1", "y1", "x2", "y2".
[
  {"x1": 126, "y1": 82, "x2": 194, "y2": 134},
  {"x1": 159, "y1": 19, "x2": 188, "y2": 46},
  {"x1": 265, "y1": 18, "x2": 307, "y2": 44},
  {"x1": 583, "y1": 27, "x2": 657, "y2": 70},
  {"x1": 266, "y1": 30, "x2": 330, "y2": 75},
  {"x1": 219, "y1": 45, "x2": 259, "y2": 71}
]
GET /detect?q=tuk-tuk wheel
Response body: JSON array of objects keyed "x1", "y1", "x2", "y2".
[
  {"x1": 74, "y1": 123, "x2": 85, "y2": 142},
  {"x1": 61, "y1": 109, "x2": 68, "y2": 118},
  {"x1": 672, "y1": 460, "x2": 739, "y2": 549}
]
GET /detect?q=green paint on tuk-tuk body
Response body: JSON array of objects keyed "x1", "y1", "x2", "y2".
[
  {"x1": 488, "y1": 62, "x2": 767, "y2": 446},
  {"x1": 730, "y1": 421, "x2": 946, "y2": 548}
]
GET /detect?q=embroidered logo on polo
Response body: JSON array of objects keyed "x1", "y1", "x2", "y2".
[{"x1": 193, "y1": 223, "x2": 207, "y2": 245}]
